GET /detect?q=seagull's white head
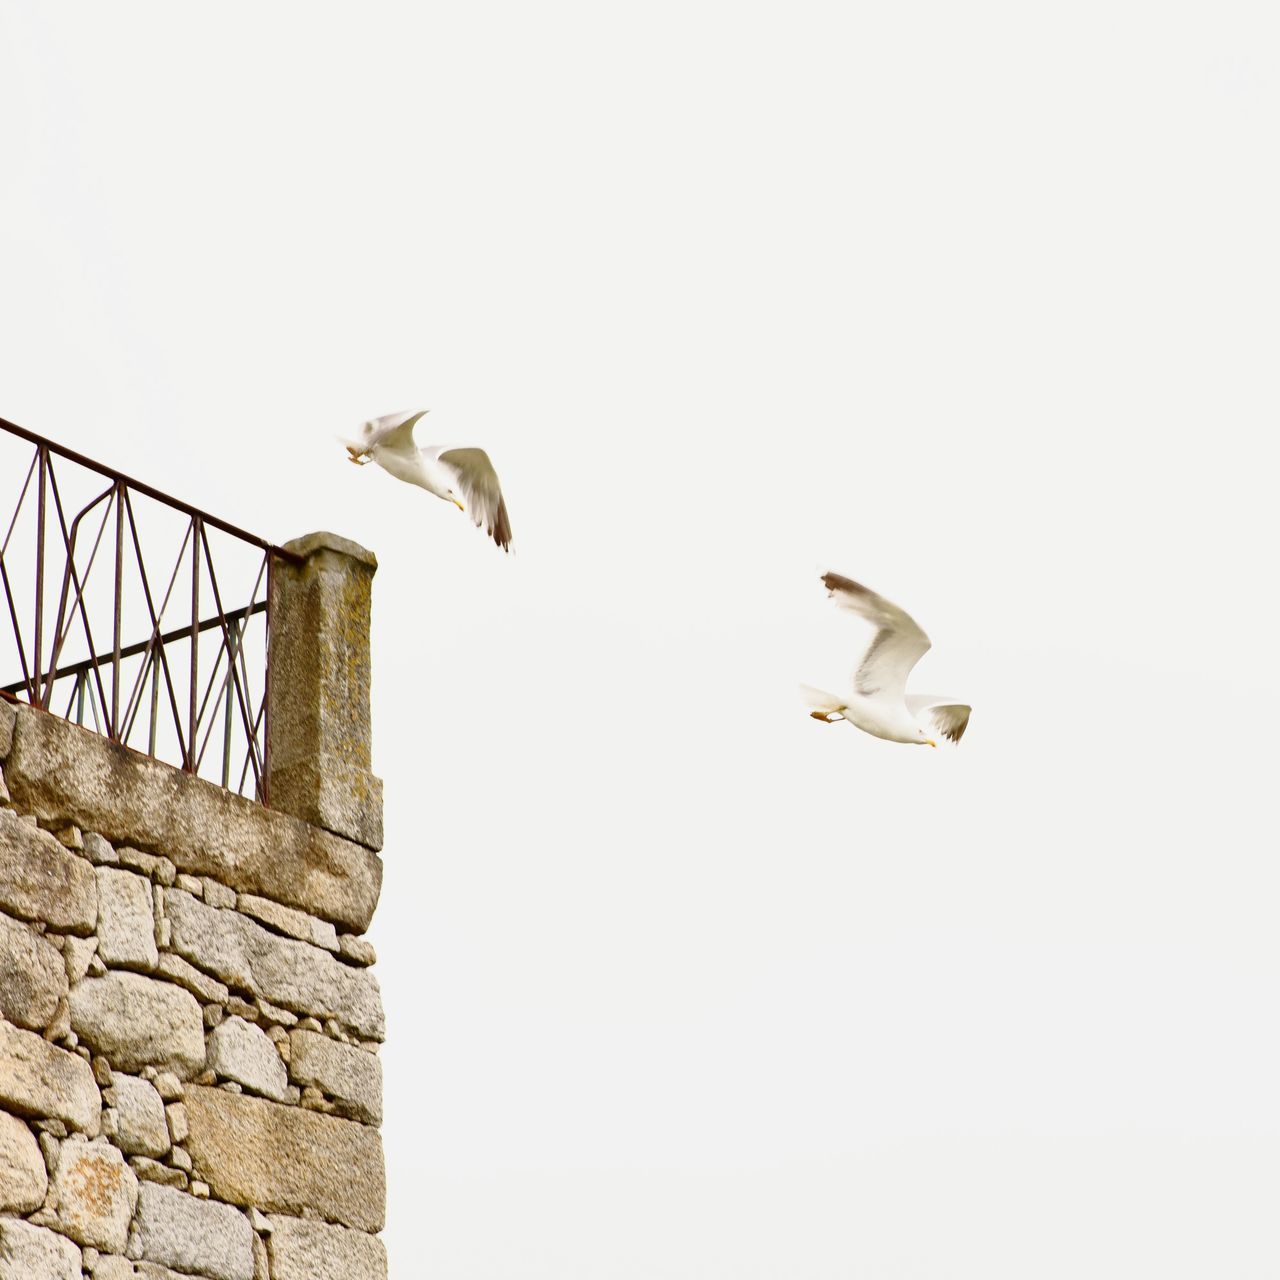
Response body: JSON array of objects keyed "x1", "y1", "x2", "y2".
[
  {"x1": 448, "y1": 490, "x2": 464, "y2": 512},
  {"x1": 914, "y1": 724, "x2": 938, "y2": 748}
]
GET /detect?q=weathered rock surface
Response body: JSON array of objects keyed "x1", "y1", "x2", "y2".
[
  {"x1": 53, "y1": 1138, "x2": 138, "y2": 1251},
  {"x1": 108, "y1": 1074, "x2": 170, "y2": 1158},
  {"x1": 134, "y1": 1263, "x2": 211, "y2": 1280},
  {"x1": 234, "y1": 893, "x2": 337, "y2": 952},
  {"x1": 184, "y1": 1085, "x2": 384, "y2": 1232},
  {"x1": 337, "y1": 934, "x2": 376, "y2": 966},
  {"x1": 152, "y1": 953, "x2": 228, "y2": 1004},
  {"x1": 0, "y1": 910, "x2": 68, "y2": 1030},
  {"x1": 200, "y1": 879, "x2": 235, "y2": 910},
  {"x1": 117, "y1": 848, "x2": 175, "y2": 885},
  {"x1": 112, "y1": 1261, "x2": 217, "y2": 1280},
  {"x1": 63, "y1": 936, "x2": 98, "y2": 986},
  {"x1": 268, "y1": 533, "x2": 383, "y2": 850},
  {"x1": 165, "y1": 892, "x2": 383, "y2": 1039},
  {"x1": 68, "y1": 973, "x2": 205, "y2": 1078},
  {"x1": 95, "y1": 868, "x2": 158, "y2": 971},
  {"x1": 0, "y1": 1016, "x2": 101, "y2": 1134},
  {"x1": 131, "y1": 1182, "x2": 255, "y2": 1280},
  {"x1": 4, "y1": 704, "x2": 381, "y2": 930},
  {"x1": 128, "y1": 1156, "x2": 187, "y2": 1188},
  {"x1": 288, "y1": 1030, "x2": 381, "y2": 1124},
  {"x1": 82, "y1": 830, "x2": 116, "y2": 863},
  {"x1": 0, "y1": 806, "x2": 97, "y2": 934},
  {"x1": 267, "y1": 1214, "x2": 388, "y2": 1280},
  {"x1": 0, "y1": 1110, "x2": 47, "y2": 1211},
  {"x1": 89, "y1": 1259, "x2": 133, "y2": 1280},
  {"x1": 205, "y1": 1017, "x2": 289, "y2": 1102},
  {"x1": 165, "y1": 1103, "x2": 188, "y2": 1145},
  {"x1": 0, "y1": 1216, "x2": 83, "y2": 1280}
]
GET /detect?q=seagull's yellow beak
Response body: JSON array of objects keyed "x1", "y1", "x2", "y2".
[
  {"x1": 927, "y1": 739, "x2": 938, "y2": 749},
  {"x1": 453, "y1": 498, "x2": 465, "y2": 512}
]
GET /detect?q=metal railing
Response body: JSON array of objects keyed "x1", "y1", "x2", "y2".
[{"x1": 0, "y1": 417, "x2": 296, "y2": 804}]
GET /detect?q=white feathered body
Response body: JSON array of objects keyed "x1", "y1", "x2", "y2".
[
  {"x1": 800, "y1": 683, "x2": 924, "y2": 743},
  {"x1": 844, "y1": 696, "x2": 926, "y2": 744},
  {"x1": 366, "y1": 438, "x2": 450, "y2": 500}
]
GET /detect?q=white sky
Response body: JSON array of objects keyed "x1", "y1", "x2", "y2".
[{"x1": 3, "y1": 3, "x2": 1279, "y2": 1276}]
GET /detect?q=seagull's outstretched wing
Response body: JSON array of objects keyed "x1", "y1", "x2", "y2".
[
  {"x1": 429, "y1": 446, "x2": 513, "y2": 551},
  {"x1": 342, "y1": 410, "x2": 429, "y2": 462},
  {"x1": 905, "y1": 695, "x2": 972, "y2": 743},
  {"x1": 821, "y1": 571, "x2": 931, "y2": 702},
  {"x1": 361, "y1": 410, "x2": 429, "y2": 454}
]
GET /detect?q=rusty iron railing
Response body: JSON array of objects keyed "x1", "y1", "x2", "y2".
[{"x1": 0, "y1": 417, "x2": 297, "y2": 804}]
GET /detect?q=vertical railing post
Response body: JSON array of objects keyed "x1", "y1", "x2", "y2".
[
  {"x1": 33, "y1": 446, "x2": 47, "y2": 706},
  {"x1": 262, "y1": 551, "x2": 275, "y2": 808},
  {"x1": 221, "y1": 617, "x2": 241, "y2": 790},
  {"x1": 148, "y1": 645, "x2": 160, "y2": 757},
  {"x1": 188, "y1": 516, "x2": 201, "y2": 771},
  {"x1": 266, "y1": 533, "x2": 382, "y2": 849},
  {"x1": 111, "y1": 480, "x2": 124, "y2": 737}
]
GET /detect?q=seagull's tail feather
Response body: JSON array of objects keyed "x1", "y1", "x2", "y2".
[{"x1": 799, "y1": 684, "x2": 846, "y2": 715}]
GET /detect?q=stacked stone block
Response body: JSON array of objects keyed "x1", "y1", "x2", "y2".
[{"x1": 1, "y1": 532, "x2": 388, "y2": 1280}]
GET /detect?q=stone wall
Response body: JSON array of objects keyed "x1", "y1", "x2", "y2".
[{"x1": 0, "y1": 534, "x2": 387, "y2": 1280}]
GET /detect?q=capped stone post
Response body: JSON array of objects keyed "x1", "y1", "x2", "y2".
[{"x1": 267, "y1": 532, "x2": 383, "y2": 850}]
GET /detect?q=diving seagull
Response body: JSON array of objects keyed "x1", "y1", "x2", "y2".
[
  {"x1": 342, "y1": 410, "x2": 513, "y2": 551},
  {"x1": 801, "y1": 571, "x2": 971, "y2": 748}
]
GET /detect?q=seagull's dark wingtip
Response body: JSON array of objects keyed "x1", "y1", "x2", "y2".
[{"x1": 821, "y1": 570, "x2": 868, "y2": 598}]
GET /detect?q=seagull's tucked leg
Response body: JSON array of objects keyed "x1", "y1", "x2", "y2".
[{"x1": 800, "y1": 684, "x2": 847, "y2": 724}]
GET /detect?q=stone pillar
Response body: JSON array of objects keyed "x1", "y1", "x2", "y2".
[{"x1": 267, "y1": 532, "x2": 382, "y2": 850}]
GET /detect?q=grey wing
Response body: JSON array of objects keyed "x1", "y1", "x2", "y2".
[
  {"x1": 905, "y1": 695, "x2": 972, "y2": 744},
  {"x1": 821, "y1": 571, "x2": 931, "y2": 701},
  {"x1": 361, "y1": 410, "x2": 429, "y2": 455},
  {"x1": 435, "y1": 447, "x2": 513, "y2": 551}
]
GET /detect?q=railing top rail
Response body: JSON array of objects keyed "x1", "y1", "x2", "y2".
[{"x1": 0, "y1": 417, "x2": 301, "y2": 562}]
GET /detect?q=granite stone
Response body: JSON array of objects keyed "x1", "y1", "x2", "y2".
[
  {"x1": 108, "y1": 1074, "x2": 170, "y2": 1158},
  {"x1": 0, "y1": 1216, "x2": 83, "y2": 1280},
  {"x1": 0, "y1": 1016, "x2": 101, "y2": 1134},
  {"x1": 205, "y1": 1018, "x2": 289, "y2": 1102},
  {"x1": 183, "y1": 1085, "x2": 384, "y2": 1232},
  {"x1": 0, "y1": 1109, "x2": 47, "y2": 1211},
  {"x1": 0, "y1": 910, "x2": 68, "y2": 1030},
  {"x1": 132, "y1": 1182, "x2": 255, "y2": 1280},
  {"x1": 53, "y1": 1138, "x2": 138, "y2": 1252},
  {"x1": 95, "y1": 868, "x2": 158, "y2": 971},
  {"x1": 0, "y1": 806, "x2": 97, "y2": 934},
  {"x1": 267, "y1": 1215, "x2": 387, "y2": 1280},
  {"x1": 68, "y1": 973, "x2": 205, "y2": 1078},
  {"x1": 287, "y1": 1030, "x2": 381, "y2": 1124}
]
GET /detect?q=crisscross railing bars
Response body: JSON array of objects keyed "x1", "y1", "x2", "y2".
[{"x1": 0, "y1": 417, "x2": 299, "y2": 804}]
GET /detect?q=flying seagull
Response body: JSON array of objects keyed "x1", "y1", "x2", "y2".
[
  {"x1": 342, "y1": 410, "x2": 513, "y2": 551},
  {"x1": 801, "y1": 571, "x2": 971, "y2": 748}
]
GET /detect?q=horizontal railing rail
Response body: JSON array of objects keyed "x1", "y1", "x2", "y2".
[
  {"x1": 0, "y1": 416, "x2": 297, "y2": 804},
  {"x1": 0, "y1": 601, "x2": 266, "y2": 695}
]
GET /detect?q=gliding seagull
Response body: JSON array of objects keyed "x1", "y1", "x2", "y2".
[
  {"x1": 342, "y1": 410, "x2": 513, "y2": 551},
  {"x1": 801, "y1": 571, "x2": 971, "y2": 748}
]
